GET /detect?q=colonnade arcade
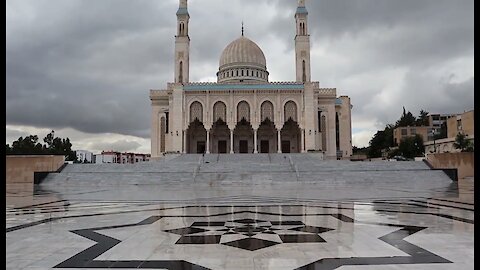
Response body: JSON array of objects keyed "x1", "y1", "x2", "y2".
[{"x1": 185, "y1": 100, "x2": 304, "y2": 154}]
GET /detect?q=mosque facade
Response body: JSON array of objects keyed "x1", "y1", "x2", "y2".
[{"x1": 150, "y1": 0, "x2": 352, "y2": 159}]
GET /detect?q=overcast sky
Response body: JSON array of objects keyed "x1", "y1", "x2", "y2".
[{"x1": 6, "y1": 0, "x2": 474, "y2": 153}]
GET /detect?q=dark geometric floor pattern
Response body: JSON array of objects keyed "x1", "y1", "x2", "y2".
[
  {"x1": 51, "y1": 207, "x2": 455, "y2": 270},
  {"x1": 166, "y1": 218, "x2": 333, "y2": 251}
]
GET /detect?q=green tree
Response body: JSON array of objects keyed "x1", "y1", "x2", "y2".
[
  {"x1": 416, "y1": 110, "x2": 429, "y2": 126},
  {"x1": 6, "y1": 144, "x2": 12, "y2": 155},
  {"x1": 398, "y1": 134, "x2": 424, "y2": 159},
  {"x1": 453, "y1": 133, "x2": 473, "y2": 152},
  {"x1": 368, "y1": 130, "x2": 386, "y2": 158},
  {"x1": 367, "y1": 124, "x2": 395, "y2": 158},
  {"x1": 10, "y1": 135, "x2": 44, "y2": 155},
  {"x1": 353, "y1": 146, "x2": 368, "y2": 155},
  {"x1": 396, "y1": 107, "x2": 417, "y2": 127},
  {"x1": 7, "y1": 131, "x2": 78, "y2": 161},
  {"x1": 384, "y1": 124, "x2": 395, "y2": 147},
  {"x1": 43, "y1": 130, "x2": 55, "y2": 149}
]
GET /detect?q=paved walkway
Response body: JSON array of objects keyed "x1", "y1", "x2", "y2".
[{"x1": 6, "y1": 155, "x2": 473, "y2": 269}]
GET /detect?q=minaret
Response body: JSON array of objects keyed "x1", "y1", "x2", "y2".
[
  {"x1": 174, "y1": 0, "x2": 190, "y2": 84},
  {"x1": 295, "y1": 0, "x2": 311, "y2": 83}
]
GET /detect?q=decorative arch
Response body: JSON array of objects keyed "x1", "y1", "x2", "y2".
[
  {"x1": 261, "y1": 100, "x2": 274, "y2": 122},
  {"x1": 190, "y1": 101, "x2": 203, "y2": 123},
  {"x1": 213, "y1": 101, "x2": 227, "y2": 122},
  {"x1": 237, "y1": 101, "x2": 250, "y2": 122},
  {"x1": 284, "y1": 100, "x2": 298, "y2": 122}
]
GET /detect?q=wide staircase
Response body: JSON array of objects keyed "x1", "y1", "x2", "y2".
[
  {"x1": 39, "y1": 154, "x2": 457, "y2": 202},
  {"x1": 42, "y1": 153, "x2": 451, "y2": 185}
]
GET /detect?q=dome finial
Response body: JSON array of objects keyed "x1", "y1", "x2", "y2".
[{"x1": 241, "y1": 21, "x2": 244, "y2": 36}]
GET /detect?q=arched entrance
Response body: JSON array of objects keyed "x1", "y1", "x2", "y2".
[
  {"x1": 281, "y1": 101, "x2": 301, "y2": 153},
  {"x1": 211, "y1": 119, "x2": 230, "y2": 153},
  {"x1": 186, "y1": 119, "x2": 207, "y2": 153},
  {"x1": 234, "y1": 119, "x2": 254, "y2": 153},
  {"x1": 211, "y1": 101, "x2": 230, "y2": 153},
  {"x1": 234, "y1": 101, "x2": 254, "y2": 153},
  {"x1": 281, "y1": 119, "x2": 301, "y2": 153},
  {"x1": 186, "y1": 101, "x2": 206, "y2": 153},
  {"x1": 258, "y1": 101, "x2": 276, "y2": 153}
]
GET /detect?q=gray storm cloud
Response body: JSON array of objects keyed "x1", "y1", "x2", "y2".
[{"x1": 6, "y1": 0, "x2": 474, "y2": 148}]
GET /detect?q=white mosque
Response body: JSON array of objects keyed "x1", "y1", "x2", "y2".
[{"x1": 150, "y1": 0, "x2": 352, "y2": 159}]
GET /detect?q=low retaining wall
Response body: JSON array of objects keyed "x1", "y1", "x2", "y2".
[
  {"x1": 6, "y1": 156, "x2": 65, "y2": 190},
  {"x1": 426, "y1": 152, "x2": 474, "y2": 180}
]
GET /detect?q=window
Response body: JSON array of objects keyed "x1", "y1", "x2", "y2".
[
  {"x1": 260, "y1": 101, "x2": 274, "y2": 122},
  {"x1": 284, "y1": 101, "x2": 297, "y2": 122},
  {"x1": 213, "y1": 101, "x2": 227, "y2": 122},
  {"x1": 190, "y1": 101, "x2": 203, "y2": 122},
  {"x1": 410, "y1": 128, "x2": 416, "y2": 135},
  {"x1": 401, "y1": 129, "x2": 407, "y2": 136},
  {"x1": 237, "y1": 101, "x2": 250, "y2": 122}
]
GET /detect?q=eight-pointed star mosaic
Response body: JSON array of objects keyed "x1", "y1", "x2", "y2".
[{"x1": 165, "y1": 218, "x2": 334, "y2": 251}]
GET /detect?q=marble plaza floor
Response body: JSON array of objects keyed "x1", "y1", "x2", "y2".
[{"x1": 6, "y1": 154, "x2": 474, "y2": 270}]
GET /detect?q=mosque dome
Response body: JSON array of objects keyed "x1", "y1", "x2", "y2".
[{"x1": 217, "y1": 36, "x2": 269, "y2": 83}]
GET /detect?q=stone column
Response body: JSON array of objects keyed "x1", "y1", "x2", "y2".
[
  {"x1": 230, "y1": 129, "x2": 234, "y2": 153},
  {"x1": 277, "y1": 129, "x2": 282, "y2": 153},
  {"x1": 301, "y1": 129, "x2": 305, "y2": 153},
  {"x1": 253, "y1": 129, "x2": 258, "y2": 153},
  {"x1": 183, "y1": 130, "x2": 187, "y2": 154},
  {"x1": 206, "y1": 129, "x2": 210, "y2": 154}
]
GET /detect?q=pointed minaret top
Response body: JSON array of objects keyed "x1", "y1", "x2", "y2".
[
  {"x1": 241, "y1": 21, "x2": 244, "y2": 36},
  {"x1": 296, "y1": 0, "x2": 308, "y2": 15},
  {"x1": 177, "y1": 0, "x2": 189, "y2": 16},
  {"x1": 179, "y1": 0, "x2": 187, "y2": 8}
]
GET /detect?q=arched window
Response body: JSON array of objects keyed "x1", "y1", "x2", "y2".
[
  {"x1": 284, "y1": 101, "x2": 297, "y2": 122},
  {"x1": 179, "y1": 61, "x2": 183, "y2": 83},
  {"x1": 236, "y1": 70, "x2": 239, "y2": 76},
  {"x1": 180, "y1": 22, "x2": 184, "y2": 35},
  {"x1": 213, "y1": 101, "x2": 227, "y2": 122},
  {"x1": 261, "y1": 101, "x2": 274, "y2": 122},
  {"x1": 190, "y1": 101, "x2": 203, "y2": 122},
  {"x1": 302, "y1": 60, "x2": 306, "y2": 82},
  {"x1": 237, "y1": 101, "x2": 250, "y2": 122}
]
